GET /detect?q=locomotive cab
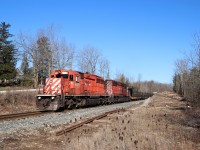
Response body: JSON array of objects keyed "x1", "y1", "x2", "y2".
[
  {"x1": 36, "y1": 70, "x2": 85, "y2": 110},
  {"x1": 36, "y1": 70, "x2": 69, "y2": 111}
]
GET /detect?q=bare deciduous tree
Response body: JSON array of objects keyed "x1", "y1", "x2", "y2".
[
  {"x1": 115, "y1": 72, "x2": 126, "y2": 84},
  {"x1": 77, "y1": 46, "x2": 101, "y2": 74},
  {"x1": 173, "y1": 33, "x2": 200, "y2": 105},
  {"x1": 54, "y1": 39, "x2": 75, "y2": 70},
  {"x1": 17, "y1": 32, "x2": 39, "y2": 87},
  {"x1": 99, "y1": 58, "x2": 110, "y2": 79},
  {"x1": 133, "y1": 80, "x2": 172, "y2": 93},
  {"x1": 17, "y1": 25, "x2": 75, "y2": 87},
  {"x1": 175, "y1": 59, "x2": 188, "y2": 95}
]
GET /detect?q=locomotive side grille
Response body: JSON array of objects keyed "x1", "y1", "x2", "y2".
[{"x1": 44, "y1": 78, "x2": 62, "y2": 94}]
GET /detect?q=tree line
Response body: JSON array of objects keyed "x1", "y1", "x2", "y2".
[
  {"x1": 116, "y1": 73, "x2": 172, "y2": 93},
  {"x1": 0, "y1": 22, "x2": 172, "y2": 93},
  {"x1": 173, "y1": 33, "x2": 200, "y2": 105},
  {"x1": 0, "y1": 22, "x2": 110, "y2": 87}
]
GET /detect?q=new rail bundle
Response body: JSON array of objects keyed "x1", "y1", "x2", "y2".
[{"x1": 36, "y1": 69, "x2": 131, "y2": 111}]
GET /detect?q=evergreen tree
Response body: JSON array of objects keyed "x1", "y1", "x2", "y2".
[{"x1": 0, "y1": 22, "x2": 17, "y2": 80}]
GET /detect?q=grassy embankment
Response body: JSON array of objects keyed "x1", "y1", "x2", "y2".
[
  {"x1": 55, "y1": 92, "x2": 199, "y2": 150},
  {"x1": 0, "y1": 89, "x2": 37, "y2": 115},
  {"x1": 2, "y1": 92, "x2": 200, "y2": 149}
]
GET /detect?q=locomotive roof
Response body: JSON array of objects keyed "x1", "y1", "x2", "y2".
[
  {"x1": 51, "y1": 69, "x2": 104, "y2": 79},
  {"x1": 71, "y1": 70, "x2": 103, "y2": 79},
  {"x1": 106, "y1": 79, "x2": 127, "y2": 86}
]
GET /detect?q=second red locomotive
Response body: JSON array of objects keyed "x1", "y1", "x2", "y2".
[{"x1": 36, "y1": 69, "x2": 130, "y2": 111}]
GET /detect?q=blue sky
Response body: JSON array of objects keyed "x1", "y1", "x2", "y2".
[{"x1": 1, "y1": 0, "x2": 200, "y2": 83}]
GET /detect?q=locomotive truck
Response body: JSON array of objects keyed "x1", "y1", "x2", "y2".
[{"x1": 36, "y1": 69, "x2": 131, "y2": 111}]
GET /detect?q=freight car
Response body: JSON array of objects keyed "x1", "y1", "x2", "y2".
[
  {"x1": 128, "y1": 87, "x2": 153, "y2": 100},
  {"x1": 36, "y1": 69, "x2": 130, "y2": 111}
]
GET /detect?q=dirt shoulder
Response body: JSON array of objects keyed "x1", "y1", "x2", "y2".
[{"x1": 1, "y1": 92, "x2": 200, "y2": 150}]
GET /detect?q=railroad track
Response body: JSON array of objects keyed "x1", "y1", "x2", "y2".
[
  {"x1": 0, "y1": 111, "x2": 47, "y2": 121},
  {"x1": 55, "y1": 100, "x2": 146, "y2": 136},
  {"x1": 56, "y1": 108, "x2": 125, "y2": 136}
]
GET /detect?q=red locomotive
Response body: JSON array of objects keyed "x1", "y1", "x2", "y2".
[{"x1": 36, "y1": 69, "x2": 130, "y2": 111}]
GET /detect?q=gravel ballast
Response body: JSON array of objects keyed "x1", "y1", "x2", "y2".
[{"x1": 0, "y1": 100, "x2": 144, "y2": 141}]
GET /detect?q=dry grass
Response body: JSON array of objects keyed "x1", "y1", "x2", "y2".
[
  {"x1": 2, "y1": 93, "x2": 200, "y2": 150},
  {"x1": 0, "y1": 86, "x2": 34, "y2": 91},
  {"x1": 0, "y1": 91, "x2": 37, "y2": 115},
  {"x1": 57, "y1": 94, "x2": 200, "y2": 150}
]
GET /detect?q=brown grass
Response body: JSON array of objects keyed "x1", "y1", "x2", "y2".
[
  {"x1": 2, "y1": 93, "x2": 200, "y2": 150},
  {"x1": 57, "y1": 94, "x2": 200, "y2": 150},
  {"x1": 0, "y1": 91, "x2": 37, "y2": 115},
  {"x1": 0, "y1": 86, "x2": 34, "y2": 91}
]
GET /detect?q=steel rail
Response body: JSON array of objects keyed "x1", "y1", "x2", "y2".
[
  {"x1": 0, "y1": 111, "x2": 46, "y2": 121},
  {"x1": 56, "y1": 108, "x2": 125, "y2": 136}
]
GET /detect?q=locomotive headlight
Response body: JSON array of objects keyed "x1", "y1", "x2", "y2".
[
  {"x1": 51, "y1": 96, "x2": 55, "y2": 100},
  {"x1": 38, "y1": 97, "x2": 41, "y2": 100}
]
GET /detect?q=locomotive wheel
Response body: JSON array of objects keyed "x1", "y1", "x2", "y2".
[
  {"x1": 65, "y1": 99, "x2": 76, "y2": 109},
  {"x1": 76, "y1": 99, "x2": 86, "y2": 108},
  {"x1": 68, "y1": 104, "x2": 74, "y2": 109}
]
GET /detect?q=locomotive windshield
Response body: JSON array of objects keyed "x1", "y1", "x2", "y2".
[
  {"x1": 61, "y1": 71, "x2": 68, "y2": 79},
  {"x1": 56, "y1": 73, "x2": 61, "y2": 78},
  {"x1": 55, "y1": 71, "x2": 68, "y2": 78},
  {"x1": 62, "y1": 74, "x2": 68, "y2": 79}
]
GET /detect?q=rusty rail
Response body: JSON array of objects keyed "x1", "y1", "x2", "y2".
[
  {"x1": 56, "y1": 108, "x2": 125, "y2": 136},
  {"x1": 0, "y1": 111, "x2": 46, "y2": 121}
]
